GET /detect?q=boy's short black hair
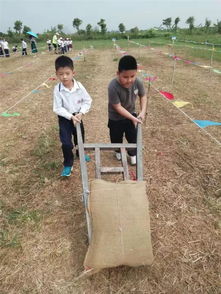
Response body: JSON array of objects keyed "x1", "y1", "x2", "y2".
[
  {"x1": 118, "y1": 55, "x2": 137, "y2": 72},
  {"x1": 55, "y1": 55, "x2": 74, "y2": 71}
]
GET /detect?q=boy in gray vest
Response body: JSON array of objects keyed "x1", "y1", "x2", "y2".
[{"x1": 108, "y1": 55, "x2": 147, "y2": 165}]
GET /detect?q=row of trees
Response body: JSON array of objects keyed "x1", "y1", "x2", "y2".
[
  {"x1": 1, "y1": 16, "x2": 221, "y2": 43},
  {"x1": 161, "y1": 16, "x2": 221, "y2": 33},
  {"x1": 4, "y1": 17, "x2": 221, "y2": 36},
  {"x1": 1, "y1": 18, "x2": 146, "y2": 42},
  {"x1": 73, "y1": 18, "x2": 107, "y2": 35},
  {"x1": 72, "y1": 18, "x2": 126, "y2": 35},
  {"x1": 9, "y1": 20, "x2": 31, "y2": 36}
]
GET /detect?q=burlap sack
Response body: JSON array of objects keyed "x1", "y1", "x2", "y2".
[{"x1": 84, "y1": 179, "x2": 153, "y2": 270}]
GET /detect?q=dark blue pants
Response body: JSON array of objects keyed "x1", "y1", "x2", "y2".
[
  {"x1": 108, "y1": 115, "x2": 137, "y2": 156},
  {"x1": 58, "y1": 116, "x2": 85, "y2": 167}
]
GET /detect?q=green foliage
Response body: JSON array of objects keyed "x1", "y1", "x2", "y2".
[
  {"x1": 7, "y1": 27, "x2": 14, "y2": 38},
  {"x1": 204, "y1": 18, "x2": 211, "y2": 31},
  {"x1": 7, "y1": 209, "x2": 42, "y2": 225},
  {"x1": 186, "y1": 16, "x2": 195, "y2": 32},
  {"x1": 14, "y1": 20, "x2": 23, "y2": 34},
  {"x1": 129, "y1": 27, "x2": 140, "y2": 38},
  {"x1": 216, "y1": 20, "x2": 221, "y2": 34},
  {"x1": 86, "y1": 24, "x2": 92, "y2": 35},
  {"x1": 22, "y1": 25, "x2": 31, "y2": 34},
  {"x1": 57, "y1": 24, "x2": 64, "y2": 33},
  {"x1": 173, "y1": 17, "x2": 180, "y2": 32},
  {"x1": 162, "y1": 17, "x2": 172, "y2": 30},
  {"x1": 0, "y1": 230, "x2": 21, "y2": 248},
  {"x1": 97, "y1": 19, "x2": 107, "y2": 34},
  {"x1": 119, "y1": 23, "x2": 126, "y2": 33},
  {"x1": 72, "y1": 18, "x2": 82, "y2": 33}
]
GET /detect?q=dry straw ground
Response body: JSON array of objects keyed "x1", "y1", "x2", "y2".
[{"x1": 0, "y1": 43, "x2": 220, "y2": 293}]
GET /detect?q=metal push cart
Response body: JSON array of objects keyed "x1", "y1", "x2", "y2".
[{"x1": 76, "y1": 123, "x2": 143, "y2": 241}]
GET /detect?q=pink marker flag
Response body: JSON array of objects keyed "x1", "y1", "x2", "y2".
[
  {"x1": 173, "y1": 56, "x2": 181, "y2": 61},
  {"x1": 159, "y1": 91, "x2": 175, "y2": 100},
  {"x1": 145, "y1": 76, "x2": 157, "y2": 82},
  {"x1": 138, "y1": 65, "x2": 144, "y2": 70},
  {"x1": 184, "y1": 60, "x2": 192, "y2": 64}
]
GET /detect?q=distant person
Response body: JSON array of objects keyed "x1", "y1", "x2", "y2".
[
  {"x1": 46, "y1": 39, "x2": 52, "y2": 51},
  {"x1": 30, "y1": 36, "x2": 38, "y2": 53},
  {"x1": 21, "y1": 39, "x2": 27, "y2": 55},
  {"x1": 0, "y1": 43, "x2": 4, "y2": 57},
  {"x1": 108, "y1": 55, "x2": 147, "y2": 165},
  {"x1": 69, "y1": 39, "x2": 73, "y2": 51},
  {"x1": 53, "y1": 55, "x2": 92, "y2": 177},
  {"x1": 66, "y1": 38, "x2": 70, "y2": 51},
  {"x1": 12, "y1": 45, "x2": 18, "y2": 53},
  {"x1": 64, "y1": 38, "x2": 68, "y2": 53},
  {"x1": 58, "y1": 37, "x2": 62, "y2": 53},
  {"x1": 2, "y1": 39, "x2": 10, "y2": 57},
  {"x1": 52, "y1": 32, "x2": 59, "y2": 54},
  {"x1": 60, "y1": 38, "x2": 65, "y2": 54}
]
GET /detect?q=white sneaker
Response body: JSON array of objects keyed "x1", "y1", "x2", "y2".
[
  {"x1": 130, "y1": 155, "x2": 136, "y2": 165},
  {"x1": 115, "y1": 152, "x2": 121, "y2": 161}
]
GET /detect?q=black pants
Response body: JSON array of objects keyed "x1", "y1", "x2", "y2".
[
  {"x1": 108, "y1": 116, "x2": 137, "y2": 156},
  {"x1": 58, "y1": 116, "x2": 85, "y2": 167},
  {"x1": 22, "y1": 48, "x2": 27, "y2": 55},
  {"x1": 4, "y1": 49, "x2": 10, "y2": 57}
]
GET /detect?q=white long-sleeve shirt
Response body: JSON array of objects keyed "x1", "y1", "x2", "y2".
[
  {"x1": 2, "y1": 41, "x2": 9, "y2": 50},
  {"x1": 53, "y1": 79, "x2": 92, "y2": 120},
  {"x1": 22, "y1": 40, "x2": 27, "y2": 49}
]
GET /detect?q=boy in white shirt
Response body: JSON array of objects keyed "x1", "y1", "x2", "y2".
[
  {"x1": 53, "y1": 56, "x2": 92, "y2": 176},
  {"x1": 21, "y1": 39, "x2": 27, "y2": 55},
  {"x1": 46, "y1": 39, "x2": 52, "y2": 51},
  {"x1": 3, "y1": 39, "x2": 10, "y2": 57}
]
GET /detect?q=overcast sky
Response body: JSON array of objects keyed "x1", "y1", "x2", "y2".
[{"x1": 1, "y1": 0, "x2": 221, "y2": 34}]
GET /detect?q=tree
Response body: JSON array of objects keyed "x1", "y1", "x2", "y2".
[
  {"x1": 86, "y1": 24, "x2": 92, "y2": 35},
  {"x1": 97, "y1": 19, "x2": 107, "y2": 34},
  {"x1": 204, "y1": 18, "x2": 211, "y2": 31},
  {"x1": 130, "y1": 27, "x2": 139, "y2": 34},
  {"x1": 72, "y1": 18, "x2": 82, "y2": 33},
  {"x1": 186, "y1": 16, "x2": 195, "y2": 32},
  {"x1": 23, "y1": 25, "x2": 31, "y2": 34},
  {"x1": 7, "y1": 27, "x2": 14, "y2": 37},
  {"x1": 57, "y1": 24, "x2": 64, "y2": 33},
  {"x1": 173, "y1": 17, "x2": 180, "y2": 31},
  {"x1": 14, "y1": 20, "x2": 23, "y2": 34},
  {"x1": 162, "y1": 17, "x2": 172, "y2": 30},
  {"x1": 119, "y1": 23, "x2": 126, "y2": 33},
  {"x1": 50, "y1": 26, "x2": 57, "y2": 33},
  {"x1": 216, "y1": 20, "x2": 221, "y2": 34}
]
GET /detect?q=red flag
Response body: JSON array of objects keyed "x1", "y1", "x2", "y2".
[{"x1": 159, "y1": 91, "x2": 174, "y2": 100}]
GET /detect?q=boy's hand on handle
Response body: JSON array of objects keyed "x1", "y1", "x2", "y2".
[
  {"x1": 137, "y1": 111, "x2": 146, "y2": 122},
  {"x1": 132, "y1": 116, "x2": 143, "y2": 127},
  {"x1": 71, "y1": 115, "x2": 81, "y2": 125},
  {"x1": 75, "y1": 112, "x2": 83, "y2": 122}
]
